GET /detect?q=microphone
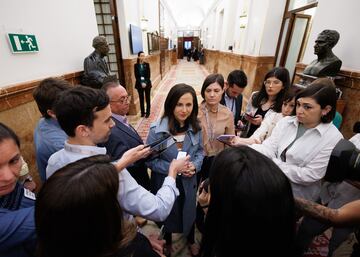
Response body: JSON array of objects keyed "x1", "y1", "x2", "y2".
[{"x1": 353, "y1": 122, "x2": 360, "y2": 133}]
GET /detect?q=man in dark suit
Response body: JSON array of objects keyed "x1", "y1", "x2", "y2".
[
  {"x1": 102, "y1": 81, "x2": 150, "y2": 190},
  {"x1": 82, "y1": 36, "x2": 111, "y2": 89},
  {"x1": 220, "y1": 70, "x2": 248, "y2": 126}
]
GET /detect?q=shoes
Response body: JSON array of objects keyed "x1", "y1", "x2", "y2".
[
  {"x1": 188, "y1": 243, "x2": 200, "y2": 257},
  {"x1": 135, "y1": 216, "x2": 147, "y2": 227},
  {"x1": 141, "y1": 113, "x2": 145, "y2": 117},
  {"x1": 145, "y1": 113, "x2": 150, "y2": 118}
]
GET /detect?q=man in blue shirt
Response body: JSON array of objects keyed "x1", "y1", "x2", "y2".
[{"x1": 33, "y1": 78, "x2": 71, "y2": 181}]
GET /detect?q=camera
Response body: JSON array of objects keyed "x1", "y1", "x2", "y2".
[
  {"x1": 324, "y1": 122, "x2": 360, "y2": 182},
  {"x1": 324, "y1": 139, "x2": 360, "y2": 182}
]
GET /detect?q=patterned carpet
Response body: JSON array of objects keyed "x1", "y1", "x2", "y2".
[{"x1": 128, "y1": 59, "x2": 330, "y2": 257}]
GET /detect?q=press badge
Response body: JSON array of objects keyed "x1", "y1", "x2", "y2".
[{"x1": 24, "y1": 188, "x2": 36, "y2": 200}]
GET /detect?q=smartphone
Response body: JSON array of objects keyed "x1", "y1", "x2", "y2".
[
  {"x1": 245, "y1": 113, "x2": 256, "y2": 119},
  {"x1": 176, "y1": 151, "x2": 187, "y2": 160},
  {"x1": 216, "y1": 135, "x2": 235, "y2": 145},
  {"x1": 145, "y1": 136, "x2": 176, "y2": 159}
]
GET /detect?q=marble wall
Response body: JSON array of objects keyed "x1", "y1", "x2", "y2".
[
  {"x1": 203, "y1": 49, "x2": 275, "y2": 109},
  {"x1": 0, "y1": 72, "x2": 82, "y2": 188},
  {"x1": 295, "y1": 64, "x2": 360, "y2": 139}
]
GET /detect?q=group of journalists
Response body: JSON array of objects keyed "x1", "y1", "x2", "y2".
[{"x1": 1, "y1": 65, "x2": 360, "y2": 257}]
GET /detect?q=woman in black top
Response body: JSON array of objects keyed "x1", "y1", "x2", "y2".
[
  {"x1": 244, "y1": 67, "x2": 290, "y2": 137},
  {"x1": 134, "y1": 51, "x2": 152, "y2": 118}
]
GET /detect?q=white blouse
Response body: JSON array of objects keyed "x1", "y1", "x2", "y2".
[
  {"x1": 250, "y1": 116, "x2": 343, "y2": 201},
  {"x1": 250, "y1": 110, "x2": 284, "y2": 142}
]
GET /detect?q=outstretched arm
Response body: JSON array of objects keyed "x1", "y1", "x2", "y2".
[{"x1": 295, "y1": 197, "x2": 360, "y2": 226}]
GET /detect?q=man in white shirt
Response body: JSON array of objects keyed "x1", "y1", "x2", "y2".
[{"x1": 46, "y1": 86, "x2": 188, "y2": 222}]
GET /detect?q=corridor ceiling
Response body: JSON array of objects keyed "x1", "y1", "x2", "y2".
[{"x1": 162, "y1": 0, "x2": 218, "y2": 27}]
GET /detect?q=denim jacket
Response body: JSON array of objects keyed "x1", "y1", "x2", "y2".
[
  {"x1": 146, "y1": 117, "x2": 204, "y2": 175},
  {"x1": 146, "y1": 117, "x2": 204, "y2": 235}
]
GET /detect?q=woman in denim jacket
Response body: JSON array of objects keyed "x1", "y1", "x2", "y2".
[{"x1": 146, "y1": 84, "x2": 204, "y2": 256}]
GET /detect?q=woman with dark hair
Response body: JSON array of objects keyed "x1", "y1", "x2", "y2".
[
  {"x1": 134, "y1": 51, "x2": 152, "y2": 118},
  {"x1": 0, "y1": 122, "x2": 36, "y2": 257},
  {"x1": 231, "y1": 86, "x2": 300, "y2": 145},
  {"x1": 198, "y1": 73, "x2": 235, "y2": 181},
  {"x1": 198, "y1": 146, "x2": 296, "y2": 257},
  {"x1": 250, "y1": 78, "x2": 343, "y2": 201},
  {"x1": 35, "y1": 155, "x2": 161, "y2": 257},
  {"x1": 244, "y1": 66, "x2": 290, "y2": 137},
  {"x1": 146, "y1": 83, "x2": 204, "y2": 256}
]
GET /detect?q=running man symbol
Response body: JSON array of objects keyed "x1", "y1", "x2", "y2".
[{"x1": 21, "y1": 36, "x2": 36, "y2": 49}]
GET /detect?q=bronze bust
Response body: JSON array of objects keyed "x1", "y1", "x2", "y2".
[
  {"x1": 303, "y1": 30, "x2": 342, "y2": 77},
  {"x1": 82, "y1": 36, "x2": 111, "y2": 88}
]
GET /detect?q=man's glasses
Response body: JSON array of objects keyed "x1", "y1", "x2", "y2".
[{"x1": 110, "y1": 95, "x2": 131, "y2": 104}]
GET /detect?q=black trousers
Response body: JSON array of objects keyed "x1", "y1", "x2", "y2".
[{"x1": 137, "y1": 87, "x2": 151, "y2": 115}]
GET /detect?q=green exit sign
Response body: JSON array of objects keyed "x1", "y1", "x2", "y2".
[{"x1": 8, "y1": 33, "x2": 39, "y2": 53}]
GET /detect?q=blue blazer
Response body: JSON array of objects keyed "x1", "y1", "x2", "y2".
[
  {"x1": 105, "y1": 117, "x2": 143, "y2": 160},
  {"x1": 146, "y1": 117, "x2": 204, "y2": 235}
]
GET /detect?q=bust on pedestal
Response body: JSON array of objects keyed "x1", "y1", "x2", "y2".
[
  {"x1": 303, "y1": 29, "x2": 342, "y2": 77},
  {"x1": 297, "y1": 29, "x2": 342, "y2": 88},
  {"x1": 82, "y1": 36, "x2": 115, "y2": 89}
]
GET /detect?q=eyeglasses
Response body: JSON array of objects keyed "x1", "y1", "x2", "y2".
[
  {"x1": 264, "y1": 80, "x2": 282, "y2": 86},
  {"x1": 110, "y1": 95, "x2": 131, "y2": 104}
]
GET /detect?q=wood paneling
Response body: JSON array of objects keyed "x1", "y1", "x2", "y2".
[
  {"x1": 203, "y1": 49, "x2": 275, "y2": 110},
  {"x1": 123, "y1": 53, "x2": 162, "y2": 115},
  {"x1": 0, "y1": 71, "x2": 82, "y2": 112},
  {"x1": 0, "y1": 71, "x2": 82, "y2": 189},
  {"x1": 170, "y1": 49, "x2": 178, "y2": 65}
]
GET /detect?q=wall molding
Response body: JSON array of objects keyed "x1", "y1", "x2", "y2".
[{"x1": 0, "y1": 71, "x2": 83, "y2": 112}]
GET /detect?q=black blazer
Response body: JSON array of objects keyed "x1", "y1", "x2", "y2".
[
  {"x1": 220, "y1": 93, "x2": 243, "y2": 125},
  {"x1": 134, "y1": 62, "x2": 152, "y2": 90},
  {"x1": 104, "y1": 118, "x2": 143, "y2": 160},
  {"x1": 104, "y1": 117, "x2": 150, "y2": 189}
]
